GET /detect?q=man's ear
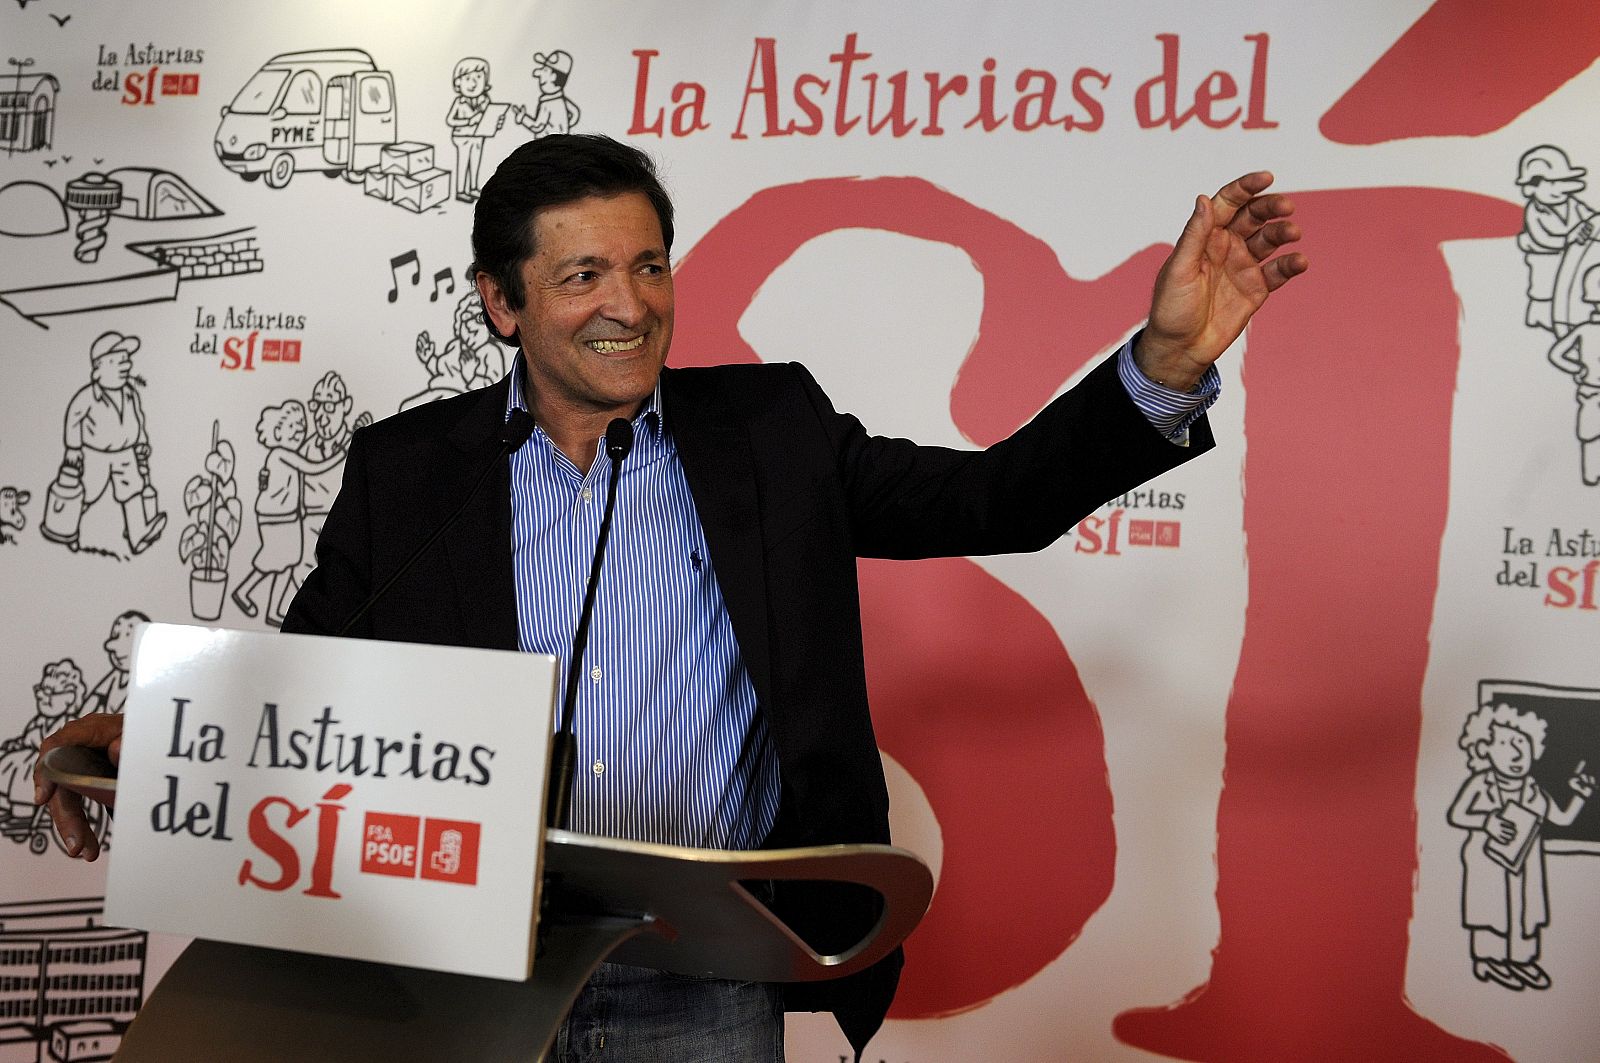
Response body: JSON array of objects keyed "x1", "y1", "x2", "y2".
[{"x1": 474, "y1": 272, "x2": 521, "y2": 347}]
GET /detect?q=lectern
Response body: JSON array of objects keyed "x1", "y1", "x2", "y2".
[{"x1": 43, "y1": 746, "x2": 933, "y2": 1062}]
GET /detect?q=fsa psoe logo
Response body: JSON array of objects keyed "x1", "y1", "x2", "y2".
[{"x1": 361, "y1": 811, "x2": 480, "y2": 886}]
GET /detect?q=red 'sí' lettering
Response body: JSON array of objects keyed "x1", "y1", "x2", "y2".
[
  {"x1": 121, "y1": 66, "x2": 160, "y2": 106},
  {"x1": 236, "y1": 783, "x2": 353, "y2": 899},
  {"x1": 673, "y1": 177, "x2": 1155, "y2": 1014},
  {"x1": 1545, "y1": 560, "x2": 1600, "y2": 610},
  {"x1": 238, "y1": 797, "x2": 310, "y2": 891},
  {"x1": 672, "y1": 174, "x2": 1526, "y2": 1053},
  {"x1": 1321, "y1": 0, "x2": 1600, "y2": 144},
  {"x1": 1074, "y1": 509, "x2": 1125, "y2": 555},
  {"x1": 1115, "y1": 190, "x2": 1520, "y2": 1061},
  {"x1": 220, "y1": 331, "x2": 260, "y2": 371},
  {"x1": 305, "y1": 784, "x2": 352, "y2": 899}
]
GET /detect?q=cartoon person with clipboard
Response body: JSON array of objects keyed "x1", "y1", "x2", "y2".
[{"x1": 1449, "y1": 702, "x2": 1595, "y2": 990}]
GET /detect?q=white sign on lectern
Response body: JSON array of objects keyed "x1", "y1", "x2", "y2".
[{"x1": 106, "y1": 623, "x2": 557, "y2": 981}]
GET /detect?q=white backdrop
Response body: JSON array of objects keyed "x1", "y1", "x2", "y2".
[{"x1": 1, "y1": 2, "x2": 1597, "y2": 1060}]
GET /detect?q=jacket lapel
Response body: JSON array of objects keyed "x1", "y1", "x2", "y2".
[
  {"x1": 440, "y1": 375, "x2": 520, "y2": 651},
  {"x1": 661, "y1": 368, "x2": 774, "y2": 710}
]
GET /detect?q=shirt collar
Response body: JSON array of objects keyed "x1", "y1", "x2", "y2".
[{"x1": 504, "y1": 357, "x2": 667, "y2": 450}]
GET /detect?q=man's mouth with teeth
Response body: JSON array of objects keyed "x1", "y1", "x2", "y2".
[{"x1": 588, "y1": 336, "x2": 646, "y2": 354}]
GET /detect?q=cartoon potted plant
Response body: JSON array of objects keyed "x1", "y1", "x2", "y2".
[{"x1": 178, "y1": 421, "x2": 242, "y2": 621}]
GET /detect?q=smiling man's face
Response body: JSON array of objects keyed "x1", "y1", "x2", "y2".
[{"x1": 481, "y1": 191, "x2": 673, "y2": 432}]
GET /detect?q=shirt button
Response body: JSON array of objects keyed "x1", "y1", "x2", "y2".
[
  {"x1": 591, "y1": 761, "x2": 605, "y2": 776},
  {"x1": 589, "y1": 666, "x2": 602, "y2": 682},
  {"x1": 581, "y1": 488, "x2": 593, "y2": 502}
]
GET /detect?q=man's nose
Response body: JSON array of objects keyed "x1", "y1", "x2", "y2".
[{"x1": 598, "y1": 273, "x2": 648, "y2": 326}]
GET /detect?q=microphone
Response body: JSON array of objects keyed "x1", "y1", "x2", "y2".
[
  {"x1": 605, "y1": 417, "x2": 633, "y2": 462},
  {"x1": 547, "y1": 416, "x2": 633, "y2": 830},
  {"x1": 334, "y1": 409, "x2": 536, "y2": 637}
]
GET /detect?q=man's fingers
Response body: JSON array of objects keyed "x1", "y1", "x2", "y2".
[
  {"x1": 1224, "y1": 192, "x2": 1296, "y2": 243},
  {"x1": 48, "y1": 789, "x2": 99, "y2": 860},
  {"x1": 1244, "y1": 219, "x2": 1302, "y2": 262},
  {"x1": 1261, "y1": 252, "x2": 1309, "y2": 293},
  {"x1": 1166, "y1": 194, "x2": 1214, "y2": 275},
  {"x1": 1210, "y1": 171, "x2": 1274, "y2": 228},
  {"x1": 34, "y1": 713, "x2": 123, "y2": 859}
]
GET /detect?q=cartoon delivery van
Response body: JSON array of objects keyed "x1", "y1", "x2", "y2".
[{"x1": 214, "y1": 49, "x2": 397, "y2": 189}]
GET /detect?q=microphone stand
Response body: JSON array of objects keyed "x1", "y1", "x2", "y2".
[{"x1": 546, "y1": 418, "x2": 633, "y2": 831}]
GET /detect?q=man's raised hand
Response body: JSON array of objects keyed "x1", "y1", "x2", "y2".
[{"x1": 1133, "y1": 171, "x2": 1307, "y2": 393}]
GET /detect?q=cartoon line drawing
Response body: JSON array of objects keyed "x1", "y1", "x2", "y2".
[
  {"x1": 445, "y1": 57, "x2": 507, "y2": 203},
  {"x1": 64, "y1": 172, "x2": 121, "y2": 263},
  {"x1": 178, "y1": 422, "x2": 242, "y2": 621},
  {"x1": 85, "y1": 610, "x2": 149, "y2": 715},
  {"x1": 0, "y1": 168, "x2": 260, "y2": 327},
  {"x1": 1, "y1": 57, "x2": 58, "y2": 156},
  {"x1": 1, "y1": 484, "x2": 31, "y2": 543},
  {"x1": 0, "y1": 613, "x2": 138, "y2": 856},
  {"x1": 1546, "y1": 263, "x2": 1600, "y2": 486},
  {"x1": 126, "y1": 226, "x2": 263, "y2": 278},
  {"x1": 293, "y1": 372, "x2": 371, "y2": 597},
  {"x1": 0, "y1": 659, "x2": 108, "y2": 856},
  {"x1": 216, "y1": 49, "x2": 453, "y2": 212},
  {"x1": 0, "y1": 896, "x2": 147, "y2": 1056},
  {"x1": 1516, "y1": 145, "x2": 1597, "y2": 335},
  {"x1": 231, "y1": 401, "x2": 348, "y2": 627},
  {"x1": 1448, "y1": 688, "x2": 1597, "y2": 992},
  {"x1": 401, "y1": 284, "x2": 508, "y2": 411},
  {"x1": 510, "y1": 49, "x2": 580, "y2": 139},
  {"x1": 41, "y1": 331, "x2": 167, "y2": 556}
]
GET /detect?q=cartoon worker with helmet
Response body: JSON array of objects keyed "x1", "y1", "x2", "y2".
[
  {"x1": 42, "y1": 331, "x2": 167, "y2": 554},
  {"x1": 1516, "y1": 145, "x2": 1596, "y2": 334}
]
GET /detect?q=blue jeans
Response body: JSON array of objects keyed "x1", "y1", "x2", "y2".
[{"x1": 552, "y1": 962, "x2": 785, "y2": 1062}]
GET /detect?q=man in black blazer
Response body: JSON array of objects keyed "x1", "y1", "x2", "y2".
[{"x1": 40, "y1": 135, "x2": 1304, "y2": 1058}]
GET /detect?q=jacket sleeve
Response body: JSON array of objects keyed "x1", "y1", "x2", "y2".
[
  {"x1": 787, "y1": 353, "x2": 1213, "y2": 560},
  {"x1": 281, "y1": 430, "x2": 375, "y2": 638}
]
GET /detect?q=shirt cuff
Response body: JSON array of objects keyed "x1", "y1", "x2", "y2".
[{"x1": 1114, "y1": 339, "x2": 1220, "y2": 445}]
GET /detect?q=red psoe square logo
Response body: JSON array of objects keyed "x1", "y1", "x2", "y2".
[
  {"x1": 1127, "y1": 519, "x2": 1155, "y2": 547},
  {"x1": 420, "y1": 819, "x2": 480, "y2": 886},
  {"x1": 360, "y1": 812, "x2": 420, "y2": 878},
  {"x1": 160, "y1": 73, "x2": 182, "y2": 96},
  {"x1": 280, "y1": 339, "x2": 301, "y2": 363},
  {"x1": 161, "y1": 73, "x2": 200, "y2": 96},
  {"x1": 261, "y1": 339, "x2": 282, "y2": 362},
  {"x1": 1155, "y1": 521, "x2": 1181, "y2": 547}
]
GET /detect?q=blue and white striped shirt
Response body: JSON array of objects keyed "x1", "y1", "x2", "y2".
[
  {"x1": 504, "y1": 341, "x2": 1211, "y2": 849},
  {"x1": 1114, "y1": 337, "x2": 1220, "y2": 443},
  {"x1": 506, "y1": 360, "x2": 780, "y2": 849}
]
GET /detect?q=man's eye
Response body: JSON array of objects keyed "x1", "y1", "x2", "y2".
[{"x1": 567, "y1": 271, "x2": 597, "y2": 284}]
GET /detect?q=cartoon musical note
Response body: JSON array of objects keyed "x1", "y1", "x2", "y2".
[
  {"x1": 387, "y1": 250, "x2": 421, "y2": 303},
  {"x1": 429, "y1": 268, "x2": 456, "y2": 303}
]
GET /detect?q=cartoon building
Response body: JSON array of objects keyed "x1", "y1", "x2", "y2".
[
  {"x1": 0, "y1": 73, "x2": 59, "y2": 156},
  {"x1": 0, "y1": 897, "x2": 145, "y2": 1062}
]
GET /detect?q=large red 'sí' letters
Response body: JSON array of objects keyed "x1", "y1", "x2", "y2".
[
  {"x1": 679, "y1": 176, "x2": 1527, "y2": 1053},
  {"x1": 1320, "y1": 0, "x2": 1600, "y2": 144},
  {"x1": 1113, "y1": 188, "x2": 1520, "y2": 1060},
  {"x1": 674, "y1": 178, "x2": 1143, "y2": 1013}
]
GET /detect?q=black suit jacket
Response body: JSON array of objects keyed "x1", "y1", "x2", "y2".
[{"x1": 283, "y1": 353, "x2": 1212, "y2": 1053}]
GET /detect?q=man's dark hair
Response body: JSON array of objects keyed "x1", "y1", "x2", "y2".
[{"x1": 471, "y1": 134, "x2": 674, "y2": 321}]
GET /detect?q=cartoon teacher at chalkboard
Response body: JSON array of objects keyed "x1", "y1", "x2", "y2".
[{"x1": 1448, "y1": 702, "x2": 1595, "y2": 990}]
